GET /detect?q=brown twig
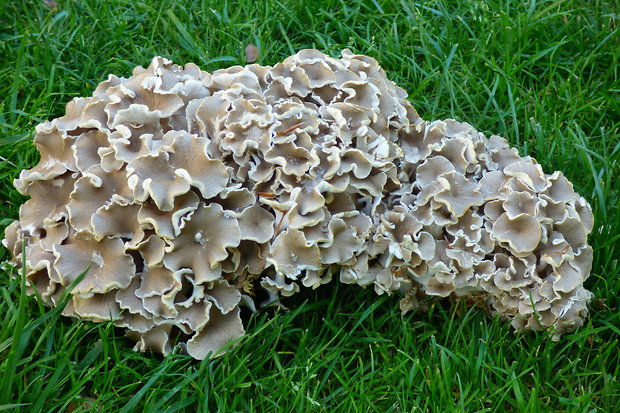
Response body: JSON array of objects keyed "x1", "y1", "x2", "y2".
[
  {"x1": 273, "y1": 208, "x2": 289, "y2": 236},
  {"x1": 277, "y1": 122, "x2": 305, "y2": 136}
]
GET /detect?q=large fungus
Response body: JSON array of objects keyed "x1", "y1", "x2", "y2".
[{"x1": 2, "y1": 50, "x2": 595, "y2": 359}]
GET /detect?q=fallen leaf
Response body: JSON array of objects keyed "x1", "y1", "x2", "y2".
[
  {"x1": 43, "y1": 0, "x2": 58, "y2": 10},
  {"x1": 245, "y1": 44, "x2": 258, "y2": 63},
  {"x1": 67, "y1": 397, "x2": 99, "y2": 412}
]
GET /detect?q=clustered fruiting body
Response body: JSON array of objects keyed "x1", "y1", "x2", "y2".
[{"x1": 2, "y1": 50, "x2": 594, "y2": 359}]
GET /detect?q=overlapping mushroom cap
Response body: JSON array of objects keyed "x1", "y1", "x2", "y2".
[{"x1": 2, "y1": 50, "x2": 594, "y2": 359}]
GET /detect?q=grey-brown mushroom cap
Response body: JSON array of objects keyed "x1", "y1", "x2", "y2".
[{"x1": 1, "y1": 49, "x2": 595, "y2": 359}]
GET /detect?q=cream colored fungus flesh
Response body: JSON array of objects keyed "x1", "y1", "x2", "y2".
[{"x1": 3, "y1": 50, "x2": 594, "y2": 359}]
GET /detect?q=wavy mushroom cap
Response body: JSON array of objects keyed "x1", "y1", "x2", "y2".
[{"x1": 2, "y1": 50, "x2": 594, "y2": 358}]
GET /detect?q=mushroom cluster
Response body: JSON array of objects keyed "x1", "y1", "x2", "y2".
[{"x1": 2, "y1": 50, "x2": 594, "y2": 359}]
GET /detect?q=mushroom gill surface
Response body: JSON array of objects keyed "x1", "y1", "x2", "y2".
[{"x1": 2, "y1": 51, "x2": 594, "y2": 359}]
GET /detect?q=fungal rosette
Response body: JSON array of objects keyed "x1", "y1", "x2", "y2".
[{"x1": 2, "y1": 50, "x2": 594, "y2": 359}]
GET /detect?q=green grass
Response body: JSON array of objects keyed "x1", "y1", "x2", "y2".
[{"x1": 0, "y1": 0, "x2": 618, "y2": 411}]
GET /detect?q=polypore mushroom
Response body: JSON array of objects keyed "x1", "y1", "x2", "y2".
[{"x1": 2, "y1": 50, "x2": 595, "y2": 359}]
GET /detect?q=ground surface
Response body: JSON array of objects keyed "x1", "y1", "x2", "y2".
[{"x1": 0, "y1": 0, "x2": 618, "y2": 411}]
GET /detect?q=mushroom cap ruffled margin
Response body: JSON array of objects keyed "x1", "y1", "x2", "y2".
[{"x1": 2, "y1": 50, "x2": 595, "y2": 359}]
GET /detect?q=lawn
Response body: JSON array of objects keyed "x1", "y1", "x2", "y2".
[{"x1": 0, "y1": 0, "x2": 618, "y2": 411}]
